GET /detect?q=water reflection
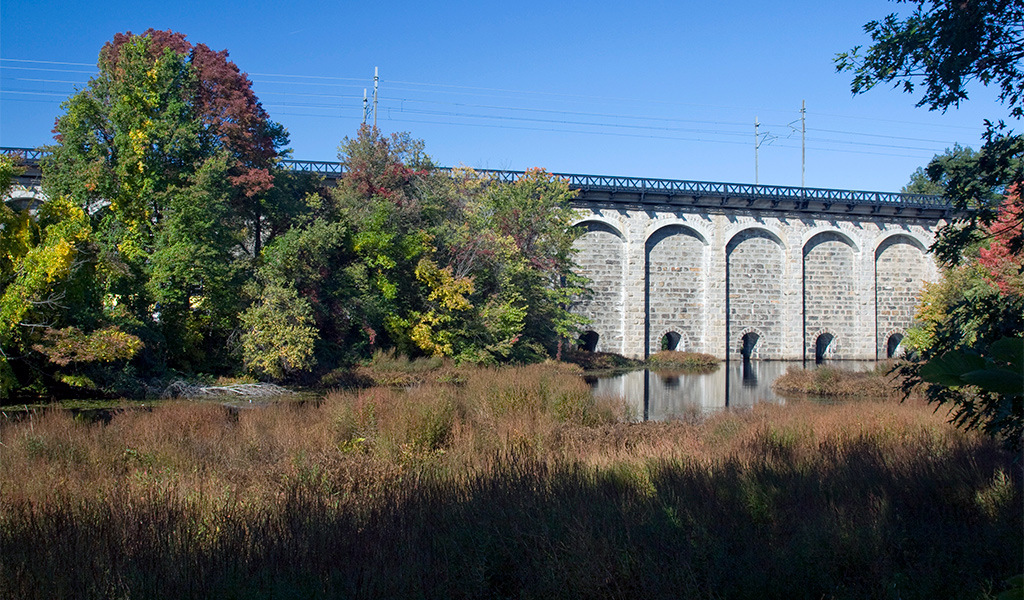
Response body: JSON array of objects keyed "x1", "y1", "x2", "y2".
[{"x1": 589, "y1": 360, "x2": 877, "y2": 421}]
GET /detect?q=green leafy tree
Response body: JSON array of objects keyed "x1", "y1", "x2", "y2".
[
  {"x1": 839, "y1": 0, "x2": 1024, "y2": 447},
  {"x1": 836, "y1": 0, "x2": 1024, "y2": 116},
  {"x1": 330, "y1": 126, "x2": 435, "y2": 354},
  {"x1": 42, "y1": 30, "x2": 289, "y2": 374},
  {"x1": 239, "y1": 285, "x2": 317, "y2": 380}
]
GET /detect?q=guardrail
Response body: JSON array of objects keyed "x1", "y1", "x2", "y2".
[{"x1": 2, "y1": 147, "x2": 951, "y2": 211}]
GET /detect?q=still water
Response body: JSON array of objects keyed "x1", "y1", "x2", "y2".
[{"x1": 588, "y1": 360, "x2": 878, "y2": 421}]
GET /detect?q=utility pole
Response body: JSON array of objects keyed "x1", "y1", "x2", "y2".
[
  {"x1": 801, "y1": 99, "x2": 806, "y2": 188},
  {"x1": 362, "y1": 89, "x2": 368, "y2": 124},
  {"x1": 754, "y1": 116, "x2": 760, "y2": 185},
  {"x1": 373, "y1": 66, "x2": 379, "y2": 128}
]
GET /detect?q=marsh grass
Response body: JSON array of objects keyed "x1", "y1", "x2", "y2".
[
  {"x1": 773, "y1": 362, "x2": 901, "y2": 397},
  {"x1": 0, "y1": 363, "x2": 1020, "y2": 599},
  {"x1": 646, "y1": 350, "x2": 720, "y2": 373}
]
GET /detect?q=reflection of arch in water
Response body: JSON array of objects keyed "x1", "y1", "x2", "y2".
[
  {"x1": 812, "y1": 330, "x2": 837, "y2": 364},
  {"x1": 741, "y1": 359, "x2": 759, "y2": 388},
  {"x1": 578, "y1": 330, "x2": 600, "y2": 353},
  {"x1": 884, "y1": 329, "x2": 905, "y2": 358}
]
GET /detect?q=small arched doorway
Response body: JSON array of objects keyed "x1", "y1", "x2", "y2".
[
  {"x1": 578, "y1": 330, "x2": 599, "y2": 353},
  {"x1": 886, "y1": 333, "x2": 904, "y2": 358},
  {"x1": 814, "y1": 333, "x2": 835, "y2": 364},
  {"x1": 740, "y1": 332, "x2": 760, "y2": 360},
  {"x1": 660, "y1": 331, "x2": 682, "y2": 351}
]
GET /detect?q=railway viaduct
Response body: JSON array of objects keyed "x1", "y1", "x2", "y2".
[{"x1": 3, "y1": 148, "x2": 951, "y2": 362}]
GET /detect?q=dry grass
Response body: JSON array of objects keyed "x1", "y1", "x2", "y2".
[
  {"x1": 0, "y1": 363, "x2": 1020, "y2": 599},
  {"x1": 646, "y1": 350, "x2": 720, "y2": 372},
  {"x1": 773, "y1": 362, "x2": 904, "y2": 397}
]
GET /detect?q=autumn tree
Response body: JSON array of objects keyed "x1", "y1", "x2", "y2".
[
  {"x1": 839, "y1": 2, "x2": 1024, "y2": 446},
  {"x1": 42, "y1": 30, "x2": 289, "y2": 373}
]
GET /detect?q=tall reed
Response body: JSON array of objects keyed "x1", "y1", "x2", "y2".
[{"x1": 1, "y1": 364, "x2": 1019, "y2": 599}]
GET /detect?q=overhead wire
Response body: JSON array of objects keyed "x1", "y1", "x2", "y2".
[{"x1": 0, "y1": 56, "x2": 978, "y2": 161}]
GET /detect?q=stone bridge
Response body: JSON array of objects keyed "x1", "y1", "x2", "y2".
[{"x1": 3, "y1": 147, "x2": 951, "y2": 361}]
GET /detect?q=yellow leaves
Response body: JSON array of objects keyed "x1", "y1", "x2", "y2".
[
  {"x1": 415, "y1": 258, "x2": 473, "y2": 311},
  {"x1": 411, "y1": 311, "x2": 454, "y2": 357},
  {"x1": 407, "y1": 259, "x2": 476, "y2": 357},
  {"x1": 0, "y1": 196, "x2": 93, "y2": 344}
]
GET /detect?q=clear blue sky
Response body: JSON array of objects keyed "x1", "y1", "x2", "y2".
[{"x1": 0, "y1": 0, "x2": 1013, "y2": 192}]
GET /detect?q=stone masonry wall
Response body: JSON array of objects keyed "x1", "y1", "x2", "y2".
[
  {"x1": 571, "y1": 222, "x2": 625, "y2": 353},
  {"x1": 571, "y1": 208, "x2": 939, "y2": 360},
  {"x1": 803, "y1": 232, "x2": 857, "y2": 359},
  {"x1": 647, "y1": 226, "x2": 706, "y2": 354},
  {"x1": 726, "y1": 229, "x2": 785, "y2": 359},
  {"x1": 875, "y1": 235, "x2": 929, "y2": 357}
]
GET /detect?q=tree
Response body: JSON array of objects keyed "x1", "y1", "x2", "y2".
[
  {"x1": 836, "y1": 0, "x2": 1024, "y2": 117},
  {"x1": 839, "y1": 1, "x2": 1024, "y2": 447},
  {"x1": 42, "y1": 30, "x2": 289, "y2": 373},
  {"x1": 901, "y1": 144, "x2": 986, "y2": 195}
]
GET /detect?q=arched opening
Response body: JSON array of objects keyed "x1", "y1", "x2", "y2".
[
  {"x1": 740, "y1": 332, "x2": 760, "y2": 360},
  {"x1": 578, "y1": 330, "x2": 599, "y2": 353},
  {"x1": 814, "y1": 333, "x2": 835, "y2": 364},
  {"x1": 660, "y1": 331, "x2": 682, "y2": 351},
  {"x1": 886, "y1": 333, "x2": 904, "y2": 358}
]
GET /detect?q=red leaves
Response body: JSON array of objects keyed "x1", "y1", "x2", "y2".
[
  {"x1": 101, "y1": 29, "x2": 281, "y2": 198},
  {"x1": 978, "y1": 184, "x2": 1024, "y2": 297}
]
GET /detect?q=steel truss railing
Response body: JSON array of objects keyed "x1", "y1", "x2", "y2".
[{"x1": 2, "y1": 147, "x2": 951, "y2": 211}]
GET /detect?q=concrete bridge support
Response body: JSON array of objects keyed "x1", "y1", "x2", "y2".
[{"x1": 571, "y1": 208, "x2": 939, "y2": 361}]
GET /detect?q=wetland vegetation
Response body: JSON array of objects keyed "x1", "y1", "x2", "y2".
[{"x1": 1, "y1": 363, "x2": 1020, "y2": 599}]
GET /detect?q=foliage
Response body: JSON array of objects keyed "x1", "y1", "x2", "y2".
[
  {"x1": 900, "y1": 144, "x2": 989, "y2": 197},
  {"x1": 899, "y1": 191, "x2": 1024, "y2": 448},
  {"x1": 0, "y1": 195, "x2": 101, "y2": 396},
  {"x1": 31, "y1": 29, "x2": 289, "y2": 385},
  {"x1": 977, "y1": 187, "x2": 1024, "y2": 296},
  {"x1": 835, "y1": 0, "x2": 1024, "y2": 117},
  {"x1": 239, "y1": 285, "x2": 317, "y2": 380},
  {"x1": 31, "y1": 326, "x2": 142, "y2": 367},
  {"x1": 842, "y1": 1, "x2": 1024, "y2": 447},
  {"x1": 646, "y1": 350, "x2": 720, "y2": 372},
  {"x1": 10, "y1": 35, "x2": 592, "y2": 397}
]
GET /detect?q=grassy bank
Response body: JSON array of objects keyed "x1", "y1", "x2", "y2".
[
  {"x1": 646, "y1": 350, "x2": 720, "y2": 372},
  {"x1": 0, "y1": 364, "x2": 1020, "y2": 599},
  {"x1": 773, "y1": 362, "x2": 902, "y2": 398}
]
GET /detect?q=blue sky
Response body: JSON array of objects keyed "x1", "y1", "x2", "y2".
[{"x1": 0, "y1": 0, "x2": 1013, "y2": 192}]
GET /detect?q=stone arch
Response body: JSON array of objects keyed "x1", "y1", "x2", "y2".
[
  {"x1": 646, "y1": 224, "x2": 707, "y2": 355},
  {"x1": 810, "y1": 328, "x2": 839, "y2": 363},
  {"x1": 803, "y1": 228, "x2": 859, "y2": 254},
  {"x1": 875, "y1": 234, "x2": 930, "y2": 357},
  {"x1": 571, "y1": 216, "x2": 626, "y2": 241},
  {"x1": 578, "y1": 330, "x2": 600, "y2": 353},
  {"x1": 803, "y1": 230, "x2": 858, "y2": 360},
  {"x1": 646, "y1": 219, "x2": 710, "y2": 246},
  {"x1": 726, "y1": 225, "x2": 786, "y2": 252},
  {"x1": 873, "y1": 231, "x2": 929, "y2": 257},
  {"x1": 4, "y1": 191, "x2": 44, "y2": 214},
  {"x1": 572, "y1": 220, "x2": 626, "y2": 355},
  {"x1": 737, "y1": 327, "x2": 765, "y2": 360},
  {"x1": 882, "y1": 328, "x2": 906, "y2": 358},
  {"x1": 654, "y1": 327, "x2": 689, "y2": 352},
  {"x1": 726, "y1": 228, "x2": 785, "y2": 359}
]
